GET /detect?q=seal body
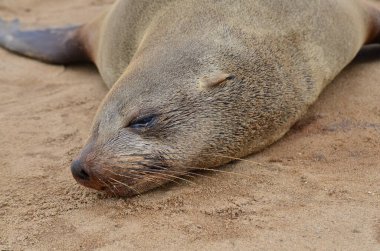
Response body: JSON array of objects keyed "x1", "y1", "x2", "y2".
[{"x1": 1, "y1": 0, "x2": 380, "y2": 196}]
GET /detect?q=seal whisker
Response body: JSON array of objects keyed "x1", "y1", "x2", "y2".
[
  {"x1": 104, "y1": 167, "x2": 143, "y2": 181},
  {"x1": 144, "y1": 173, "x2": 182, "y2": 185},
  {"x1": 108, "y1": 177, "x2": 142, "y2": 196},
  {"x1": 108, "y1": 165, "x2": 181, "y2": 185},
  {"x1": 189, "y1": 167, "x2": 253, "y2": 179},
  {"x1": 129, "y1": 169, "x2": 182, "y2": 185},
  {"x1": 104, "y1": 167, "x2": 166, "y2": 188},
  {"x1": 152, "y1": 155, "x2": 253, "y2": 178},
  {"x1": 106, "y1": 179, "x2": 123, "y2": 196},
  {"x1": 132, "y1": 168, "x2": 197, "y2": 186},
  {"x1": 211, "y1": 154, "x2": 279, "y2": 168},
  {"x1": 167, "y1": 170, "x2": 203, "y2": 180},
  {"x1": 146, "y1": 166, "x2": 217, "y2": 181},
  {"x1": 112, "y1": 163, "x2": 205, "y2": 184},
  {"x1": 143, "y1": 166, "x2": 199, "y2": 180},
  {"x1": 161, "y1": 152, "x2": 274, "y2": 168},
  {"x1": 91, "y1": 169, "x2": 117, "y2": 196},
  {"x1": 183, "y1": 170, "x2": 219, "y2": 181},
  {"x1": 173, "y1": 164, "x2": 253, "y2": 179},
  {"x1": 98, "y1": 177, "x2": 117, "y2": 197},
  {"x1": 126, "y1": 154, "x2": 253, "y2": 179},
  {"x1": 142, "y1": 173, "x2": 181, "y2": 186},
  {"x1": 99, "y1": 168, "x2": 134, "y2": 197},
  {"x1": 141, "y1": 164, "x2": 200, "y2": 185}
]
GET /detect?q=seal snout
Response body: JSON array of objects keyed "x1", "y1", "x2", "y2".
[
  {"x1": 70, "y1": 157, "x2": 105, "y2": 191},
  {"x1": 71, "y1": 159, "x2": 90, "y2": 181}
]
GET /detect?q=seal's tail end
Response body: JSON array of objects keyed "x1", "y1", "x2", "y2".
[{"x1": 0, "y1": 18, "x2": 89, "y2": 64}]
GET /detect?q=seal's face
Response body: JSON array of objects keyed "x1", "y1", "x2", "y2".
[
  {"x1": 70, "y1": 56, "x2": 250, "y2": 196},
  {"x1": 70, "y1": 40, "x2": 302, "y2": 196},
  {"x1": 71, "y1": 73, "x2": 241, "y2": 196}
]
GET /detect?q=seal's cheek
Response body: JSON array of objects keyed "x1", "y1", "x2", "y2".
[{"x1": 70, "y1": 158, "x2": 106, "y2": 191}]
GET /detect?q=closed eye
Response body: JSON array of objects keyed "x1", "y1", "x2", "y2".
[{"x1": 128, "y1": 114, "x2": 156, "y2": 129}]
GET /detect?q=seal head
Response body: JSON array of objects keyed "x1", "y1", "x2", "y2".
[{"x1": 70, "y1": 38, "x2": 309, "y2": 196}]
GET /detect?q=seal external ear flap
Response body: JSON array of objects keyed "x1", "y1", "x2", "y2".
[
  {"x1": 0, "y1": 18, "x2": 88, "y2": 64},
  {"x1": 199, "y1": 71, "x2": 235, "y2": 89}
]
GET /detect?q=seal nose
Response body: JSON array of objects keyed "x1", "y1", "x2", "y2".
[{"x1": 71, "y1": 159, "x2": 90, "y2": 181}]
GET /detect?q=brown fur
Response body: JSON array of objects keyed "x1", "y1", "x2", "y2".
[
  {"x1": 78, "y1": 0, "x2": 380, "y2": 196},
  {"x1": 2, "y1": 0, "x2": 380, "y2": 196}
]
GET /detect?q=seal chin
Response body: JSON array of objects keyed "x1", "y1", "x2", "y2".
[{"x1": 70, "y1": 157, "x2": 152, "y2": 197}]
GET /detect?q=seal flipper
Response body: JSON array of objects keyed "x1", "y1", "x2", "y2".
[
  {"x1": 364, "y1": 1, "x2": 380, "y2": 44},
  {"x1": 0, "y1": 18, "x2": 88, "y2": 64}
]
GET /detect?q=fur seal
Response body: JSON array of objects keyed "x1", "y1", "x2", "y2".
[{"x1": 1, "y1": 0, "x2": 380, "y2": 197}]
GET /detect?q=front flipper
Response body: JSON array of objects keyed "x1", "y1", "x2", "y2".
[{"x1": 0, "y1": 18, "x2": 88, "y2": 64}]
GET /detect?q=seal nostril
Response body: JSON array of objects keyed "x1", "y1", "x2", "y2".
[
  {"x1": 71, "y1": 159, "x2": 90, "y2": 181},
  {"x1": 79, "y1": 169, "x2": 90, "y2": 180}
]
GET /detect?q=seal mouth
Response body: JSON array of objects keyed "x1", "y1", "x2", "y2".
[
  {"x1": 70, "y1": 155, "x2": 178, "y2": 197},
  {"x1": 70, "y1": 136, "x2": 196, "y2": 197}
]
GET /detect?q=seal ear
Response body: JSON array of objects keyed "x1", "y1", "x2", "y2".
[{"x1": 199, "y1": 71, "x2": 235, "y2": 89}]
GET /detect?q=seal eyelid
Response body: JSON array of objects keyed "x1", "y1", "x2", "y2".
[{"x1": 128, "y1": 114, "x2": 157, "y2": 129}]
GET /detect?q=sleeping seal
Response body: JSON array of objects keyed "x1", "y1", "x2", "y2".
[{"x1": 1, "y1": 0, "x2": 379, "y2": 196}]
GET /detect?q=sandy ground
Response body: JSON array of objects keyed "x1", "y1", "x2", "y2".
[{"x1": 0, "y1": 0, "x2": 379, "y2": 250}]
